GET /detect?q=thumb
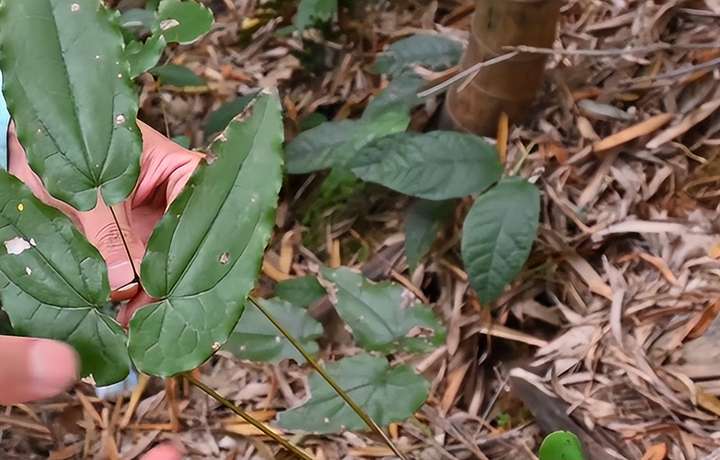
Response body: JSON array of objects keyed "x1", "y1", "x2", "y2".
[
  {"x1": 0, "y1": 336, "x2": 78, "y2": 404},
  {"x1": 74, "y1": 199, "x2": 144, "y2": 301}
]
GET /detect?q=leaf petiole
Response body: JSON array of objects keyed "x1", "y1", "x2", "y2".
[
  {"x1": 248, "y1": 296, "x2": 408, "y2": 460},
  {"x1": 185, "y1": 373, "x2": 314, "y2": 460}
]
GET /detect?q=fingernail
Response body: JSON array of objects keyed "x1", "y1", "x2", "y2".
[
  {"x1": 29, "y1": 341, "x2": 78, "y2": 400},
  {"x1": 108, "y1": 260, "x2": 135, "y2": 289}
]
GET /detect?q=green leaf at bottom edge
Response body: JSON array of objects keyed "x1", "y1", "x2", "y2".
[
  {"x1": 278, "y1": 354, "x2": 429, "y2": 434},
  {"x1": 538, "y1": 431, "x2": 586, "y2": 460}
]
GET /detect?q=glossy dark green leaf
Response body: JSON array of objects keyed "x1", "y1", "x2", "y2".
[
  {"x1": 0, "y1": 0, "x2": 142, "y2": 211},
  {"x1": 321, "y1": 267, "x2": 445, "y2": 353},
  {"x1": 461, "y1": 178, "x2": 540, "y2": 304},
  {"x1": 126, "y1": 33, "x2": 167, "y2": 78},
  {"x1": 349, "y1": 131, "x2": 502, "y2": 200},
  {"x1": 129, "y1": 92, "x2": 284, "y2": 377},
  {"x1": 363, "y1": 73, "x2": 424, "y2": 120},
  {"x1": 275, "y1": 276, "x2": 326, "y2": 307},
  {"x1": 157, "y1": 0, "x2": 214, "y2": 45},
  {"x1": 405, "y1": 199, "x2": 454, "y2": 270},
  {"x1": 278, "y1": 354, "x2": 429, "y2": 433},
  {"x1": 374, "y1": 34, "x2": 463, "y2": 77},
  {"x1": 150, "y1": 64, "x2": 205, "y2": 86},
  {"x1": 294, "y1": 0, "x2": 337, "y2": 30},
  {"x1": 204, "y1": 92, "x2": 258, "y2": 137},
  {"x1": 286, "y1": 109, "x2": 409, "y2": 174},
  {"x1": 0, "y1": 172, "x2": 129, "y2": 385},
  {"x1": 538, "y1": 432, "x2": 586, "y2": 460},
  {"x1": 225, "y1": 298, "x2": 322, "y2": 363}
]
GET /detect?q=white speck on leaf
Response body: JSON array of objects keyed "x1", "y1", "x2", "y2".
[
  {"x1": 324, "y1": 417, "x2": 330, "y2": 423},
  {"x1": 5, "y1": 237, "x2": 32, "y2": 255},
  {"x1": 70, "y1": 3, "x2": 80, "y2": 12},
  {"x1": 219, "y1": 252, "x2": 230, "y2": 264},
  {"x1": 115, "y1": 114, "x2": 126, "y2": 125},
  {"x1": 212, "y1": 341, "x2": 221, "y2": 351},
  {"x1": 25, "y1": 267, "x2": 31, "y2": 275},
  {"x1": 160, "y1": 19, "x2": 180, "y2": 31},
  {"x1": 16, "y1": 203, "x2": 24, "y2": 212},
  {"x1": 95, "y1": 55, "x2": 101, "y2": 60},
  {"x1": 239, "y1": 345, "x2": 246, "y2": 351},
  {"x1": 274, "y1": 336, "x2": 282, "y2": 343},
  {"x1": 29, "y1": 238, "x2": 36, "y2": 246},
  {"x1": 117, "y1": 73, "x2": 123, "y2": 79}
]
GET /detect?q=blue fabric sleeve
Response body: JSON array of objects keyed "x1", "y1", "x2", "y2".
[{"x1": 0, "y1": 72, "x2": 9, "y2": 171}]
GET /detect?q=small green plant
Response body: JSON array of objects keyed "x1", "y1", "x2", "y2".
[
  {"x1": 538, "y1": 431, "x2": 586, "y2": 460},
  {"x1": 294, "y1": 0, "x2": 338, "y2": 31},
  {"x1": 286, "y1": 33, "x2": 541, "y2": 305}
]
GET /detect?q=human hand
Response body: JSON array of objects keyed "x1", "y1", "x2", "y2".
[
  {"x1": 7, "y1": 121, "x2": 202, "y2": 320},
  {"x1": 0, "y1": 335, "x2": 182, "y2": 458}
]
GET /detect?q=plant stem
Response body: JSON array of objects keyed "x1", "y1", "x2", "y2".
[
  {"x1": 185, "y1": 373, "x2": 314, "y2": 460},
  {"x1": 248, "y1": 297, "x2": 408, "y2": 460}
]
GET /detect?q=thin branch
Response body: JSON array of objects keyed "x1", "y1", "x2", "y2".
[
  {"x1": 417, "y1": 51, "x2": 519, "y2": 99},
  {"x1": 185, "y1": 373, "x2": 314, "y2": 460},
  {"x1": 248, "y1": 296, "x2": 408, "y2": 460},
  {"x1": 505, "y1": 42, "x2": 720, "y2": 56}
]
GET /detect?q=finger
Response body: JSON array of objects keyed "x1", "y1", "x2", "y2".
[
  {"x1": 140, "y1": 443, "x2": 183, "y2": 460},
  {"x1": 73, "y1": 198, "x2": 143, "y2": 301},
  {"x1": 133, "y1": 122, "x2": 202, "y2": 210},
  {"x1": 117, "y1": 290, "x2": 157, "y2": 327},
  {"x1": 0, "y1": 336, "x2": 78, "y2": 405}
]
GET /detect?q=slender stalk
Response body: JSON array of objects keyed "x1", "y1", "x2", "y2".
[
  {"x1": 185, "y1": 373, "x2": 314, "y2": 460},
  {"x1": 248, "y1": 297, "x2": 407, "y2": 460}
]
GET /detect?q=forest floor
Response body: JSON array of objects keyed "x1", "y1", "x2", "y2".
[{"x1": 3, "y1": 0, "x2": 720, "y2": 459}]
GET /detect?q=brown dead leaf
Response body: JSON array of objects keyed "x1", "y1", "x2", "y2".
[{"x1": 640, "y1": 443, "x2": 667, "y2": 460}]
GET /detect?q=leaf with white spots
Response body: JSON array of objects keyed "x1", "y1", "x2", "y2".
[
  {"x1": 0, "y1": 171, "x2": 129, "y2": 386},
  {"x1": 224, "y1": 298, "x2": 322, "y2": 363},
  {"x1": 320, "y1": 267, "x2": 445, "y2": 353},
  {"x1": 278, "y1": 354, "x2": 429, "y2": 433},
  {"x1": 0, "y1": 0, "x2": 142, "y2": 211},
  {"x1": 129, "y1": 92, "x2": 284, "y2": 377}
]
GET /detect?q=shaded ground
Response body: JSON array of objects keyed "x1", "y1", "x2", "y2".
[{"x1": 2, "y1": 0, "x2": 720, "y2": 458}]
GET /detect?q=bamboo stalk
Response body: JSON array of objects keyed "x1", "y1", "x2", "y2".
[{"x1": 443, "y1": 0, "x2": 562, "y2": 135}]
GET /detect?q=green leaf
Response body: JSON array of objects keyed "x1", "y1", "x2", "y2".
[
  {"x1": 129, "y1": 91, "x2": 284, "y2": 377},
  {"x1": 461, "y1": 178, "x2": 540, "y2": 304},
  {"x1": 278, "y1": 354, "x2": 429, "y2": 433},
  {"x1": 119, "y1": 8, "x2": 157, "y2": 32},
  {"x1": 205, "y1": 92, "x2": 259, "y2": 137},
  {"x1": 224, "y1": 298, "x2": 322, "y2": 363},
  {"x1": 286, "y1": 109, "x2": 409, "y2": 174},
  {"x1": 539, "y1": 432, "x2": 586, "y2": 460},
  {"x1": 157, "y1": 0, "x2": 214, "y2": 45},
  {"x1": 0, "y1": 0, "x2": 142, "y2": 211},
  {"x1": 126, "y1": 33, "x2": 167, "y2": 78},
  {"x1": 405, "y1": 199, "x2": 454, "y2": 270},
  {"x1": 150, "y1": 64, "x2": 205, "y2": 86},
  {"x1": 321, "y1": 267, "x2": 445, "y2": 353},
  {"x1": 275, "y1": 276, "x2": 326, "y2": 307},
  {"x1": 363, "y1": 73, "x2": 424, "y2": 120},
  {"x1": 172, "y1": 135, "x2": 191, "y2": 149},
  {"x1": 294, "y1": 0, "x2": 337, "y2": 31},
  {"x1": 0, "y1": 171, "x2": 129, "y2": 385},
  {"x1": 349, "y1": 131, "x2": 502, "y2": 200},
  {"x1": 374, "y1": 34, "x2": 463, "y2": 77}
]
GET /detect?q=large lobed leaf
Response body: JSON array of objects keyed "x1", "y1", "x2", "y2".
[
  {"x1": 129, "y1": 91, "x2": 284, "y2": 377},
  {"x1": 461, "y1": 178, "x2": 540, "y2": 304},
  {"x1": 224, "y1": 298, "x2": 322, "y2": 363},
  {"x1": 286, "y1": 109, "x2": 409, "y2": 174},
  {"x1": 0, "y1": 0, "x2": 142, "y2": 211},
  {"x1": 0, "y1": 172, "x2": 129, "y2": 385},
  {"x1": 278, "y1": 354, "x2": 429, "y2": 433},
  {"x1": 321, "y1": 267, "x2": 445, "y2": 353},
  {"x1": 349, "y1": 131, "x2": 503, "y2": 200}
]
